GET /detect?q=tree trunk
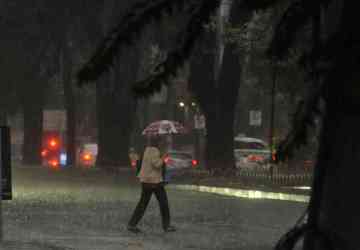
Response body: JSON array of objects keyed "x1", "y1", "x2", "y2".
[
  {"x1": 96, "y1": 51, "x2": 139, "y2": 170},
  {"x1": 309, "y1": 100, "x2": 360, "y2": 249},
  {"x1": 113, "y1": 51, "x2": 138, "y2": 166},
  {"x1": 303, "y1": 1, "x2": 360, "y2": 249},
  {"x1": 61, "y1": 48, "x2": 76, "y2": 166},
  {"x1": 189, "y1": 1, "x2": 243, "y2": 174},
  {"x1": 22, "y1": 95, "x2": 43, "y2": 165},
  {"x1": 96, "y1": 75, "x2": 122, "y2": 169},
  {"x1": 95, "y1": 82, "x2": 136, "y2": 169},
  {"x1": 204, "y1": 105, "x2": 236, "y2": 174},
  {"x1": 94, "y1": 0, "x2": 138, "y2": 171}
]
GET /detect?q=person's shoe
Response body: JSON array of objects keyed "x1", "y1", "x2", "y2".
[
  {"x1": 127, "y1": 225, "x2": 142, "y2": 233},
  {"x1": 164, "y1": 225, "x2": 176, "y2": 232}
]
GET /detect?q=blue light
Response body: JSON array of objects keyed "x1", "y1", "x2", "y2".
[{"x1": 60, "y1": 153, "x2": 67, "y2": 166}]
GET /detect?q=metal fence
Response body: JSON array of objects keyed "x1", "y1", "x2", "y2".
[{"x1": 184, "y1": 163, "x2": 313, "y2": 187}]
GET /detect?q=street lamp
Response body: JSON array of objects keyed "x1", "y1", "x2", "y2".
[
  {"x1": 179, "y1": 102, "x2": 185, "y2": 108},
  {"x1": 269, "y1": 62, "x2": 278, "y2": 163}
]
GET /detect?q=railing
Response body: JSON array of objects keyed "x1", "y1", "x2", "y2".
[
  {"x1": 236, "y1": 169, "x2": 313, "y2": 187},
  {"x1": 179, "y1": 163, "x2": 313, "y2": 188}
]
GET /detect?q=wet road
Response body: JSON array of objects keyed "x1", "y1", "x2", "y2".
[{"x1": 1, "y1": 165, "x2": 306, "y2": 250}]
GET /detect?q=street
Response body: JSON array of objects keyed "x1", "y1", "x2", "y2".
[{"x1": 1, "y1": 166, "x2": 306, "y2": 250}]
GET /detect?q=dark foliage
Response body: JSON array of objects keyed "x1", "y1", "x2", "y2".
[
  {"x1": 239, "y1": 0, "x2": 280, "y2": 11},
  {"x1": 132, "y1": 0, "x2": 221, "y2": 97},
  {"x1": 275, "y1": 83, "x2": 324, "y2": 162},
  {"x1": 77, "y1": 0, "x2": 191, "y2": 84},
  {"x1": 268, "y1": 0, "x2": 332, "y2": 163},
  {"x1": 77, "y1": 0, "x2": 278, "y2": 95}
]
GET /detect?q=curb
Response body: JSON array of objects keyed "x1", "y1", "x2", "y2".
[{"x1": 170, "y1": 184, "x2": 310, "y2": 203}]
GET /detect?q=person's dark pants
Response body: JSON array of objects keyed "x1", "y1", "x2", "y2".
[{"x1": 128, "y1": 182, "x2": 170, "y2": 229}]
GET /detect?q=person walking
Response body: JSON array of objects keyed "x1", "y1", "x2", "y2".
[{"x1": 127, "y1": 136, "x2": 176, "y2": 233}]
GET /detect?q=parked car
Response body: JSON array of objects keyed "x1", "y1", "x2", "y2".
[
  {"x1": 163, "y1": 150, "x2": 198, "y2": 182},
  {"x1": 234, "y1": 136, "x2": 271, "y2": 170},
  {"x1": 78, "y1": 143, "x2": 98, "y2": 167}
]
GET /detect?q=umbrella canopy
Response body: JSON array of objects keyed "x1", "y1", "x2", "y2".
[{"x1": 142, "y1": 120, "x2": 187, "y2": 136}]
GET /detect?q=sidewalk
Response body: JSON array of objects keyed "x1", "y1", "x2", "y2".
[
  {"x1": 170, "y1": 172, "x2": 311, "y2": 203},
  {"x1": 0, "y1": 240, "x2": 70, "y2": 250}
]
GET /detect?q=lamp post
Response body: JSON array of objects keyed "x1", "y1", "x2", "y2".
[
  {"x1": 178, "y1": 101, "x2": 189, "y2": 127},
  {"x1": 269, "y1": 62, "x2": 278, "y2": 177}
]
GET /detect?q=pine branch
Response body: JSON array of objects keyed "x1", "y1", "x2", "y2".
[
  {"x1": 132, "y1": 0, "x2": 221, "y2": 97},
  {"x1": 267, "y1": 0, "x2": 332, "y2": 60},
  {"x1": 275, "y1": 81, "x2": 324, "y2": 162},
  {"x1": 76, "y1": 0, "x2": 190, "y2": 84},
  {"x1": 238, "y1": 0, "x2": 280, "y2": 11},
  {"x1": 267, "y1": 0, "x2": 314, "y2": 60}
]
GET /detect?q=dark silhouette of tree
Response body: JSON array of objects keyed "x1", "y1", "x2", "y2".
[
  {"x1": 2, "y1": 4, "x2": 55, "y2": 165},
  {"x1": 77, "y1": 0, "x2": 357, "y2": 248},
  {"x1": 77, "y1": 0, "x2": 252, "y2": 173},
  {"x1": 267, "y1": 1, "x2": 359, "y2": 250},
  {"x1": 0, "y1": 41, "x2": 21, "y2": 125},
  {"x1": 188, "y1": 1, "x2": 253, "y2": 173},
  {"x1": 95, "y1": 1, "x2": 140, "y2": 169}
]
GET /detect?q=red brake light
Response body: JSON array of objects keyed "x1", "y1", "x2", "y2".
[
  {"x1": 247, "y1": 155, "x2": 264, "y2": 162},
  {"x1": 192, "y1": 160, "x2": 198, "y2": 166},
  {"x1": 83, "y1": 153, "x2": 92, "y2": 161},
  {"x1": 49, "y1": 159, "x2": 59, "y2": 168},
  {"x1": 272, "y1": 153, "x2": 276, "y2": 161},
  {"x1": 49, "y1": 139, "x2": 58, "y2": 148},
  {"x1": 41, "y1": 149, "x2": 48, "y2": 157}
]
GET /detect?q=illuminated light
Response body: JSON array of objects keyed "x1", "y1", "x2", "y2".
[
  {"x1": 41, "y1": 149, "x2": 48, "y2": 157},
  {"x1": 192, "y1": 159, "x2": 198, "y2": 167},
  {"x1": 290, "y1": 186, "x2": 311, "y2": 190},
  {"x1": 83, "y1": 153, "x2": 92, "y2": 161},
  {"x1": 247, "y1": 155, "x2": 264, "y2": 162},
  {"x1": 60, "y1": 153, "x2": 67, "y2": 166},
  {"x1": 131, "y1": 160, "x2": 137, "y2": 168},
  {"x1": 49, "y1": 139, "x2": 58, "y2": 148},
  {"x1": 272, "y1": 152, "x2": 276, "y2": 161},
  {"x1": 48, "y1": 159, "x2": 59, "y2": 169},
  {"x1": 191, "y1": 102, "x2": 196, "y2": 107},
  {"x1": 172, "y1": 185, "x2": 310, "y2": 203},
  {"x1": 179, "y1": 102, "x2": 185, "y2": 108}
]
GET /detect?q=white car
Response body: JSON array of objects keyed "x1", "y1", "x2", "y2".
[
  {"x1": 234, "y1": 136, "x2": 271, "y2": 170},
  {"x1": 164, "y1": 150, "x2": 198, "y2": 170}
]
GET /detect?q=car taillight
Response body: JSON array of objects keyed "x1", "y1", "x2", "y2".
[
  {"x1": 48, "y1": 159, "x2": 59, "y2": 169},
  {"x1": 272, "y1": 152, "x2": 276, "y2": 161},
  {"x1": 83, "y1": 153, "x2": 92, "y2": 161},
  {"x1": 247, "y1": 155, "x2": 264, "y2": 162},
  {"x1": 41, "y1": 149, "x2": 48, "y2": 157},
  {"x1": 192, "y1": 159, "x2": 198, "y2": 167}
]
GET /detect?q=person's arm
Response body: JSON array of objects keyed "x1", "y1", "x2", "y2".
[{"x1": 151, "y1": 147, "x2": 164, "y2": 169}]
